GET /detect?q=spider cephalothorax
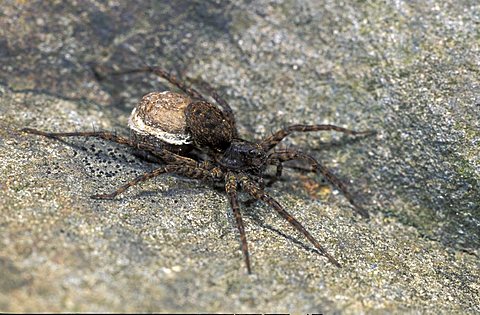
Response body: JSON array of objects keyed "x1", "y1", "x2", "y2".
[
  {"x1": 218, "y1": 140, "x2": 267, "y2": 172},
  {"x1": 22, "y1": 66, "x2": 372, "y2": 274}
]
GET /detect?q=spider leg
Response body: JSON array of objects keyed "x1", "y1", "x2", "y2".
[
  {"x1": 261, "y1": 124, "x2": 374, "y2": 151},
  {"x1": 92, "y1": 164, "x2": 224, "y2": 199},
  {"x1": 262, "y1": 163, "x2": 326, "y2": 187},
  {"x1": 242, "y1": 176, "x2": 267, "y2": 207},
  {"x1": 21, "y1": 128, "x2": 133, "y2": 145},
  {"x1": 94, "y1": 66, "x2": 207, "y2": 101},
  {"x1": 92, "y1": 165, "x2": 177, "y2": 199},
  {"x1": 225, "y1": 172, "x2": 252, "y2": 274},
  {"x1": 264, "y1": 155, "x2": 284, "y2": 187},
  {"x1": 267, "y1": 149, "x2": 369, "y2": 218},
  {"x1": 238, "y1": 174, "x2": 341, "y2": 268},
  {"x1": 266, "y1": 163, "x2": 315, "y2": 184},
  {"x1": 20, "y1": 128, "x2": 196, "y2": 166}
]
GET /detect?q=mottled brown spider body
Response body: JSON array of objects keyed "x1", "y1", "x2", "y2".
[{"x1": 22, "y1": 66, "x2": 372, "y2": 274}]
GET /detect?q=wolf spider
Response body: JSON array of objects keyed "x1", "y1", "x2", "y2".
[{"x1": 22, "y1": 66, "x2": 372, "y2": 274}]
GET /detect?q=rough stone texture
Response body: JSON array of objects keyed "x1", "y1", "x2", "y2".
[{"x1": 0, "y1": 0, "x2": 479, "y2": 313}]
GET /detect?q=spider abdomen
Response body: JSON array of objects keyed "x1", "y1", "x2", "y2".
[
  {"x1": 185, "y1": 101, "x2": 234, "y2": 151},
  {"x1": 129, "y1": 90, "x2": 235, "y2": 154}
]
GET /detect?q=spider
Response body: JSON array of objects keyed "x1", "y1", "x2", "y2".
[{"x1": 21, "y1": 66, "x2": 373, "y2": 274}]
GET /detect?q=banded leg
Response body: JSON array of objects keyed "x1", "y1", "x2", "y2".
[
  {"x1": 20, "y1": 128, "x2": 197, "y2": 166},
  {"x1": 225, "y1": 172, "x2": 251, "y2": 274},
  {"x1": 95, "y1": 66, "x2": 207, "y2": 101},
  {"x1": 92, "y1": 163, "x2": 223, "y2": 199},
  {"x1": 261, "y1": 124, "x2": 373, "y2": 151},
  {"x1": 22, "y1": 128, "x2": 132, "y2": 145},
  {"x1": 264, "y1": 157, "x2": 284, "y2": 187},
  {"x1": 267, "y1": 149, "x2": 369, "y2": 218},
  {"x1": 239, "y1": 175, "x2": 341, "y2": 268},
  {"x1": 92, "y1": 165, "x2": 177, "y2": 199}
]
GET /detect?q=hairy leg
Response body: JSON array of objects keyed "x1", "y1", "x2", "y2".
[
  {"x1": 92, "y1": 165, "x2": 177, "y2": 199},
  {"x1": 267, "y1": 149, "x2": 369, "y2": 218},
  {"x1": 225, "y1": 172, "x2": 251, "y2": 274},
  {"x1": 261, "y1": 160, "x2": 317, "y2": 187},
  {"x1": 261, "y1": 124, "x2": 373, "y2": 151},
  {"x1": 93, "y1": 65, "x2": 207, "y2": 102},
  {"x1": 238, "y1": 174, "x2": 341, "y2": 268},
  {"x1": 92, "y1": 163, "x2": 223, "y2": 199},
  {"x1": 20, "y1": 128, "x2": 196, "y2": 166},
  {"x1": 264, "y1": 155, "x2": 284, "y2": 187}
]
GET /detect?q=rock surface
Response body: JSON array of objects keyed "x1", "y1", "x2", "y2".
[{"x1": 0, "y1": 1, "x2": 478, "y2": 313}]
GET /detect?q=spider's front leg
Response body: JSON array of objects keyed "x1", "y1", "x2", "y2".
[
  {"x1": 238, "y1": 174, "x2": 341, "y2": 268},
  {"x1": 267, "y1": 149, "x2": 369, "y2": 218},
  {"x1": 261, "y1": 124, "x2": 374, "y2": 151},
  {"x1": 225, "y1": 172, "x2": 251, "y2": 274}
]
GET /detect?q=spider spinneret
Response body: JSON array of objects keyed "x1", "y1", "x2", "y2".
[{"x1": 21, "y1": 66, "x2": 373, "y2": 274}]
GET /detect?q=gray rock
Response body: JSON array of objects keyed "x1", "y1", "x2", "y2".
[{"x1": 0, "y1": 0, "x2": 478, "y2": 313}]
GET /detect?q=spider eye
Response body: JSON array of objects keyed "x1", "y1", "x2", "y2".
[{"x1": 248, "y1": 148, "x2": 262, "y2": 158}]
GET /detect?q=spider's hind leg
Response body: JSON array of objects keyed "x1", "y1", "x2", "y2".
[
  {"x1": 92, "y1": 65, "x2": 207, "y2": 102},
  {"x1": 21, "y1": 128, "x2": 133, "y2": 146},
  {"x1": 20, "y1": 128, "x2": 199, "y2": 167}
]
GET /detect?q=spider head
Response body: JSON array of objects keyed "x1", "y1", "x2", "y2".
[{"x1": 219, "y1": 140, "x2": 267, "y2": 172}]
